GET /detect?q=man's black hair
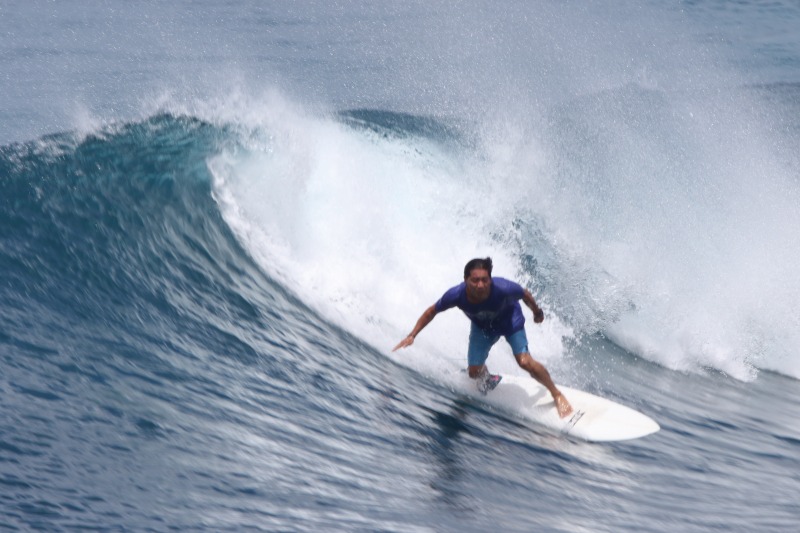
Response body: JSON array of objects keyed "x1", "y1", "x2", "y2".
[{"x1": 463, "y1": 257, "x2": 493, "y2": 279}]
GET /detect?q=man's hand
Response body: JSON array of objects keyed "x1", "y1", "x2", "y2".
[
  {"x1": 393, "y1": 335, "x2": 415, "y2": 352},
  {"x1": 523, "y1": 290, "x2": 545, "y2": 323}
]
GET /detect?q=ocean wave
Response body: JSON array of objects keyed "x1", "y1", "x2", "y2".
[{"x1": 2, "y1": 105, "x2": 798, "y2": 391}]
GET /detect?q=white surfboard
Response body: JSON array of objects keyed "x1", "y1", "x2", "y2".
[{"x1": 457, "y1": 373, "x2": 659, "y2": 442}]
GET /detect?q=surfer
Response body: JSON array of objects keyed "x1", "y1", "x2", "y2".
[{"x1": 393, "y1": 257, "x2": 573, "y2": 418}]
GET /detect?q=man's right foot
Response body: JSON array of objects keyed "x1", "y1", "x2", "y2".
[{"x1": 477, "y1": 373, "x2": 502, "y2": 395}]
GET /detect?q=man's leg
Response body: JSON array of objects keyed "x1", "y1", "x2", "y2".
[
  {"x1": 467, "y1": 324, "x2": 500, "y2": 392},
  {"x1": 467, "y1": 365, "x2": 487, "y2": 379},
  {"x1": 507, "y1": 330, "x2": 573, "y2": 418}
]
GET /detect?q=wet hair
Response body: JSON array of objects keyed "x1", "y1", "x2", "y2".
[{"x1": 463, "y1": 257, "x2": 493, "y2": 279}]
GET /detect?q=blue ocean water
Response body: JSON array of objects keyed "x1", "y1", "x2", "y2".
[{"x1": 2, "y1": 1, "x2": 800, "y2": 531}]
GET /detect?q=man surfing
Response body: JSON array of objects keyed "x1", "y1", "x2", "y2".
[{"x1": 393, "y1": 257, "x2": 573, "y2": 418}]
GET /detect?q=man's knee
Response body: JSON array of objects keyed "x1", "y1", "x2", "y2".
[{"x1": 515, "y1": 352, "x2": 537, "y2": 371}]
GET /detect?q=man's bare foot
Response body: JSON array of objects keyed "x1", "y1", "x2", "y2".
[{"x1": 555, "y1": 394, "x2": 573, "y2": 418}]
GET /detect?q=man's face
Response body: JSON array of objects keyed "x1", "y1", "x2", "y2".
[{"x1": 465, "y1": 268, "x2": 492, "y2": 302}]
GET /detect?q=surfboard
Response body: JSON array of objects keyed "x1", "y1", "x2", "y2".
[{"x1": 458, "y1": 373, "x2": 659, "y2": 442}]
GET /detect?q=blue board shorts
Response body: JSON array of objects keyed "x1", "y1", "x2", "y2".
[{"x1": 467, "y1": 323, "x2": 529, "y2": 367}]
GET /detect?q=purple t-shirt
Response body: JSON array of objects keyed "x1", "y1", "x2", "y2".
[{"x1": 434, "y1": 277, "x2": 526, "y2": 336}]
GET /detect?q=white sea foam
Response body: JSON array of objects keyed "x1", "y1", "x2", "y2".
[
  {"x1": 206, "y1": 86, "x2": 799, "y2": 382},
  {"x1": 207, "y1": 98, "x2": 573, "y2": 382}
]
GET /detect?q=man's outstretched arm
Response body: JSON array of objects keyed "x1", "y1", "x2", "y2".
[{"x1": 393, "y1": 305, "x2": 438, "y2": 351}]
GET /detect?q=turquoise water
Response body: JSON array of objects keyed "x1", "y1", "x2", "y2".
[{"x1": 2, "y1": 1, "x2": 799, "y2": 531}]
